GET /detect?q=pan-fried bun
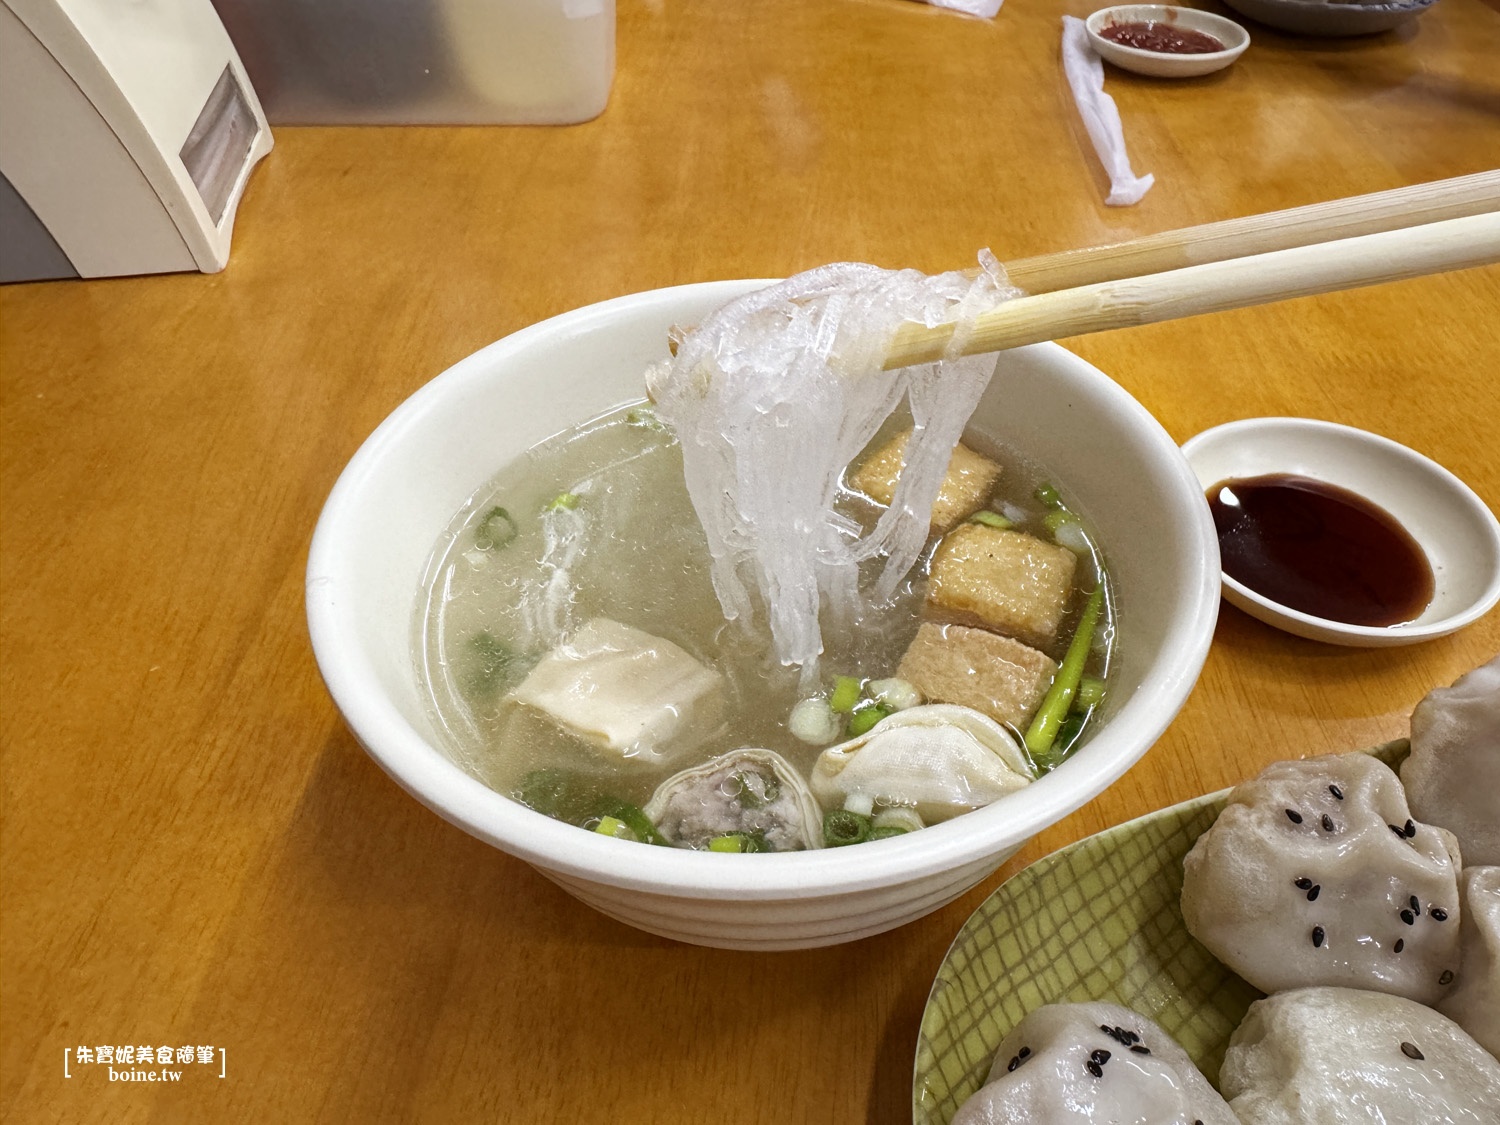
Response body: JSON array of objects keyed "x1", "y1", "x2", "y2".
[
  {"x1": 1403, "y1": 656, "x2": 1500, "y2": 867},
  {"x1": 1221, "y1": 986, "x2": 1500, "y2": 1124},
  {"x1": 1181, "y1": 752, "x2": 1461, "y2": 1004}
]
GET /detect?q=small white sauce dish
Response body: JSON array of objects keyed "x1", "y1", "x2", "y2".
[
  {"x1": 1181, "y1": 417, "x2": 1500, "y2": 646},
  {"x1": 1086, "y1": 5, "x2": 1250, "y2": 79}
]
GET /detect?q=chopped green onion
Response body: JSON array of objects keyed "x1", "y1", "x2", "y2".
[
  {"x1": 868, "y1": 677, "x2": 922, "y2": 711},
  {"x1": 459, "y1": 632, "x2": 515, "y2": 698},
  {"x1": 1074, "y1": 674, "x2": 1106, "y2": 710},
  {"x1": 823, "y1": 809, "x2": 872, "y2": 847},
  {"x1": 872, "y1": 806, "x2": 924, "y2": 834},
  {"x1": 474, "y1": 506, "x2": 518, "y2": 550},
  {"x1": 709, "y1": 834, "x2": 747, "y2": 852},
  {"x1": 1034, "y1": 482, "x2": 1063, "y2": 509},
  {"x1": 789, "y1": 697, "x2": 841, "y2": 744},
  {"x1": 869, "y1": 826, "x2": 909, "y2": 841},
  {"x1": 829, "y1": 675, "x2": 862, "y2": 714},
  {"x1": 547, "y1": 491, "x2": 581, "y2": 511},
  {"x1": 1025, "y1": 585, "x2": 1106, "y2": 766},
  {"x1": 969, "y1": 510, "x2": 1013, "y2": 530},
  {"x1": 593, "y1": 816, "x2": 636, "y2": 841},
  {"x1": 1043, "y1": 509, "x2": 1080, "y2": 535},
  {"x1": 599, "y1": 800, "x2": 669, "y2": 847},
  {"x1": 846, "y1": 705, "x2": 890, "y2": 737}
]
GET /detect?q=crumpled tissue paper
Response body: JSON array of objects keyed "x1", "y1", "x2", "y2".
[
  {"x1": 928, "y1": 0, "x2": 1004, "y2": 18},
  {"x1": 1061, "y1": 15, "x2": 1154, "y2": 206}
]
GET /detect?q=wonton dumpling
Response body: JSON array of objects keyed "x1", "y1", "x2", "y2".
[
  {"x1": 1402, "y1": 656, "x2": 1500, "y2": 866},
  {"x1": 509, "y1": 617, "x2": 723, "y2": 764},
  {"x1": 644, "y1": 748, "x2": 823, "y2": 851},
  {"x1": 1221, "y1": 986, "x2": 1500, "y2": 1125},
  {"x1": 1439, "y1": 866, "x2": 1500, "y2": 1057},
  {"x1": 809, "y1": 704, "x2": 1032, "y2": 823},
  {"x1": 1181, "y1": 752, "x2": 1462, "y2": 1005},
  {"x1": 950, "y1": 1001, "x2": 1237, "y2": 1125}
]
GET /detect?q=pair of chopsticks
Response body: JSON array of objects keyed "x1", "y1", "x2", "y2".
[{"x1": 884, "y1": 171, "x2": 1500, "y2": 370}]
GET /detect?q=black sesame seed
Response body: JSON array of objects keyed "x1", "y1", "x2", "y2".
[
  {"x1": 1410, "y1": 895, "x2": 1420, "y2": 912},
  {"x1": 1394, "y1": 939, "x2": 1405, "y2": 953},
  {"x1": 1322, "y1": 813, "x2": 1335, "y2": 832},
  {"x1": 1404, "y1": 819, "x2": 1416, "y2": 838},
  {"x1": 1401, "y1": 909, "x2": 1416, "y2": 925},
  {"x1": 1312, "y1": 926, "x2": 1325, "y2": 947},
  {"x1": 1091, "y1": 1049, "x2": 1111, "y2": 1065},
  {"x1": 1440, "y1": 970, "x2": 1455, "y2": 986},
  {"x1": 1295, "y1": 877, "x2": 1313, "y2": 890},
  {"x1": 1307, "y1": 885, "x2": 1320, "y2": 902},
  {"x1": 1130, "y1": 1044, "x2": 1151, "y2": 1055},
  {"x1": 1329, "y1": 784, "x2": 1343, "y2": 800},
  {"x1": 1400, "y1": 1041, "x2": 1424, "y2": 1060},
  {"x1": 1286, "y1": 809, "x2": 1303, "y2": 824},
  {"x1": 1086, "y1": 1059, "x2": 1103, "y2": 1078},
  {"x1": 1431, "y1": 907, "x2": 1448, "y2": 922},
  {"x1": 1018, "y1": 1047, "x2": 1030, "y2": 1059},
  {"x1": 1390, "y1": 824, "x2": 1407, "y2": 838},
  {"x1": 1195, "y1": 1120, "x2": 1204, "y2": 1125},
  {"x1": 1007, "y1": 1055, "x2": 1019, "y2": 1072},
  {"x1": 1099, "y1": 1024, "x2": 1114, "y2": 1036},
  {"x1": 1121, "y1": 1029, "x2": 1140, "y2": 1044}
]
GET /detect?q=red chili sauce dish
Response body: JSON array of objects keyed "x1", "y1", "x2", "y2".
[
  {"x1": 1100, "y1": 20, "x2": 1226, "y2": 54},
  {"x1": 1207, "y1": 474, "x2": 1435, "y2": 627}
]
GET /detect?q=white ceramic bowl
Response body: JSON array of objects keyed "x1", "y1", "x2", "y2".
[
  {"x1": 1181, "y1": 417, "x2": 1500, "y2": 646},
  {"x1": 306, "y1": 280, "x2": 1221, "y2": 950},
  {"x1": 1221, "y1": 0, "x2": 1441, "y2": 38},
  {"x1": 1086, "y1": 5, "x2": 1250, "y2": 78}
]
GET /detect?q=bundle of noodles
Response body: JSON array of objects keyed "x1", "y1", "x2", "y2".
[{"x1": 646, "y1": 255, "x2": 1019, "y2": 681}]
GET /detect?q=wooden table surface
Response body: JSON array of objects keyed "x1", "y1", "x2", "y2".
[{"x1": 3, "y1": 0, "x2": 1498, "y2": 1120}]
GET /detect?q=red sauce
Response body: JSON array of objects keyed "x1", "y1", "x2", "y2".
[
  {"x1": 1101, "y1": 20, "x2": 1225, "y2": 54},
  {"x1": 1207, "y1": 474, "x2": 1434, "y2": 627}
]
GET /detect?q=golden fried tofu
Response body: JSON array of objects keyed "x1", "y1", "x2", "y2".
[
  {"x1": 896, "y1": 622, "x2": 1057, "y2": 728},
  {"x1": 849, "y1": 430, "x2": 1001, "y2": 534},
  {"x1": 926, "y1": 524, "x2": 1077, "y2": 648}
]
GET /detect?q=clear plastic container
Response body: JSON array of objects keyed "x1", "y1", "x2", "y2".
[{"x1": 211, "y1": 0, "x2": 613, "y2": 125}]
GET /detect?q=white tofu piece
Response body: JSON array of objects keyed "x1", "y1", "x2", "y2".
[{"x1": 510, "y1": 617, "x2": 723, "y2": 764}]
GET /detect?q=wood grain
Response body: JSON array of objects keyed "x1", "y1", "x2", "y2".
[{"x1": 3, "y1": 1, "x2": 1499, "y2": 1121}]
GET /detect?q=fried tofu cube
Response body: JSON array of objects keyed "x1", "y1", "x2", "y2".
[
  {"x1": 897, "y1": 622, "x2": 1057, "y2": 728},
  {"x1": 849, "y1": 430, "x2": 1002, "y2": 534},
  {"x1": 510, "y1": 617, "x2": 723, "y2": 764},
  {"x1": 926, "y1": 524, "x2": 1077, "y2": 648}
]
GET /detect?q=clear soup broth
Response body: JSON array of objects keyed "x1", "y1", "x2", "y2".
[{"x1": 414, "y1": 402, "x2": 1114, "y2": 847}]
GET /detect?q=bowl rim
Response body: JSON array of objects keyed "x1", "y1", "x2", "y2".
[
  {"x1": 1085, "y1": 4, "x2": 1251, "y2": 61},
  {"x1": 1181, "y1": 416, "x2": 1500, "y2": 643},
  {"x1": 307, "y1": 279, "x2": 1222, "y2": 900}
]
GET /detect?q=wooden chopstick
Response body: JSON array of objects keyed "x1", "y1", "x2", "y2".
[
  {"x1": 885, "y1": 210, "x2": 1500, "y2": 370},
  {"x1": 989, "y1": 170, "x2": 1500, "y2": 294}
]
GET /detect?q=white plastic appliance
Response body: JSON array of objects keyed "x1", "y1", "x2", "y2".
[{"x1": 0, "y1": 0, "x2": 272, "y2": 281}]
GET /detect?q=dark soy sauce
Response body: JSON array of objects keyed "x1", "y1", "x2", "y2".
[{"x1": 1207, "y1": 474, "x2": 1434, "y2": 627}]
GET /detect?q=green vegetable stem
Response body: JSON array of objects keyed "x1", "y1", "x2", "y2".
[
  {"x1": 474, "y1": 506, "x2": 518, "y2": 550},
  {"x1": 823, "y1": 809, "x2": 872, "y2": 847},
  {"x1": 1024, "y1": 584, "x2": 1105, "y2": 766}
]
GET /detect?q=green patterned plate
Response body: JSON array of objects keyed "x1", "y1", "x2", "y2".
[{"x1": 911, "y1": 739, "x2": 1410, "y2": 1125}]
